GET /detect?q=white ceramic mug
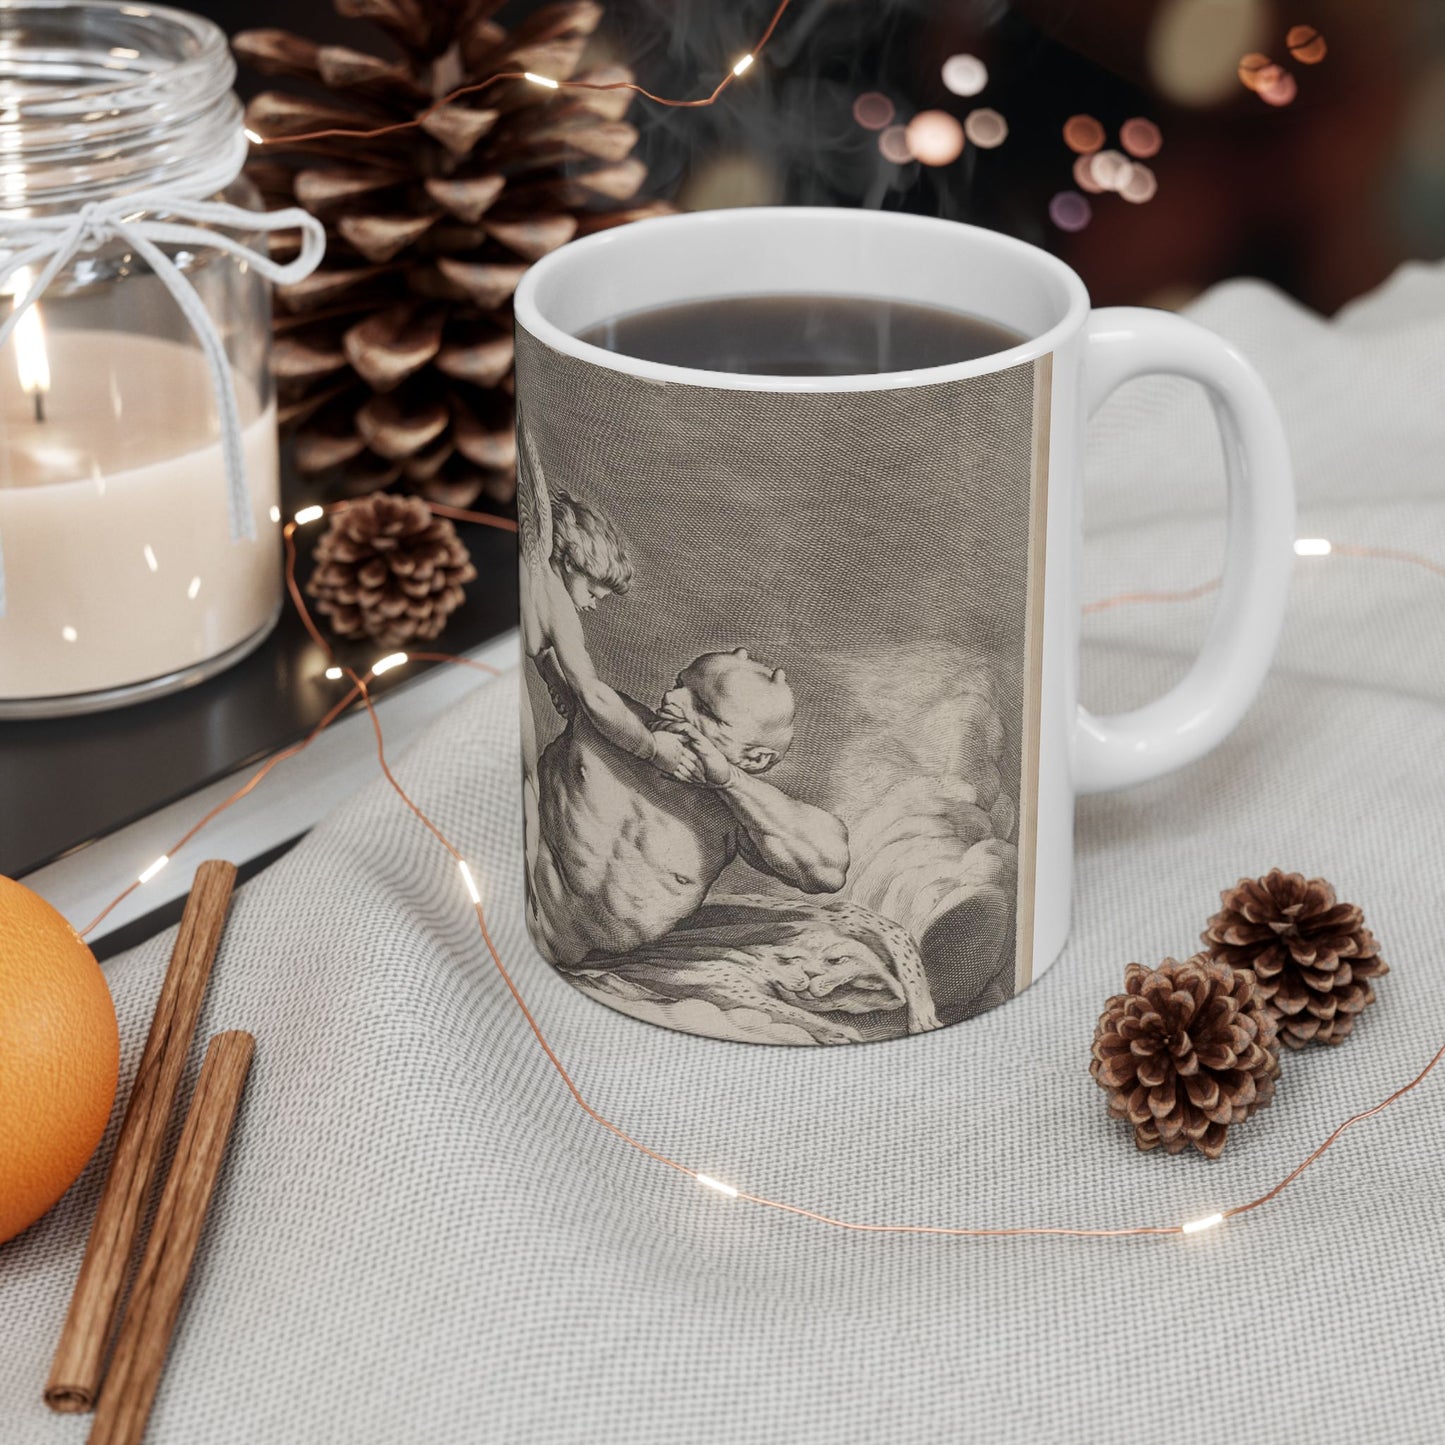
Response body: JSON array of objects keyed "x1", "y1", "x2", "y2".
[{"x1": 512, "y1": 207, "x2": 1294, "y2": 1047}]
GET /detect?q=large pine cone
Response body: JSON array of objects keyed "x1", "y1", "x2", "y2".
[
  {"x1": 306, "y1": 494, "x2": 477, "y2": 646},
  {"x1": 1202, "y1": 869, "x2": 1388, "y2": 1049},
  {"x1": 235, "y1": 1, "x2": 670, "y2": 508},
  {"x1": 1091, "y1": 956, "x2": 1281, "y2": 1159}
]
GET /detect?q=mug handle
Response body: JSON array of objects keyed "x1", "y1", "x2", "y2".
[{"x1": 1075, "y1": 307, "x2": 1296, "y2": 794}]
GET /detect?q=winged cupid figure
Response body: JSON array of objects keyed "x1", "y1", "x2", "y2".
[{"x1": 515, "y1": 408, "x2": 700, "y2": 864}]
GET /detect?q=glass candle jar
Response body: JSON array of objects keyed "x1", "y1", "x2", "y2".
[{"x1": 0, "y1": 1, "x2": 286, "y2": 716}]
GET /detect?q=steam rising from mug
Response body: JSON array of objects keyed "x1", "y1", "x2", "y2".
[{"x1": 621, "y1": 0, "x2": 993, "y2": 211}]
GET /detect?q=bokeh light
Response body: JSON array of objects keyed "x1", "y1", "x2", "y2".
[
  {"x1": 963, "y1": 107, "x2": 1008, "y2": 149},
  {"x1": 1073, "y1": 153, "x2": 1104, "y2": 194},
  {"x1": 1249, "y1": 61, "x2": 1287, "y2": 96},
  {"x1": 1237, "y1": 52, "x2": 1273, "y2": 91},
  {"x1": 1149, "y1": 0, "x2": 1268, "y2": 106},
  {"x1": 1286, "y1": 24, "x2": 1327, "y2": 64},
  {"x1": 878, "y1": 125, "x2": 913, "y2": 164},
  {"x1": 1258, "y1": 68, "x2": 1298, "y2": 106},
  {"x1": 1063, "y1": 114, "x2": 1106, "y2": 154},
  {"x1": 1049, "y1": 190, "x2": 1092, "y2": 232},
  {"x1": 941, "y1": 54, "x2": 988, "y2": 97},
  {"x1": 905, "y1": 109, "x2": 965, "y2": 166},
  {"x1": 1119, "y1": 164, "x2": 1159, "y2": 204},
  {"x1": 853, "y1": 92, "x2": 895, "y2": 131},
  {"x1": 1089, "y1": 148, "x2": 1133, "y2": 192},
  {"x1": 1120, "y1": 118, "x2": 1163, "y2": 159}
]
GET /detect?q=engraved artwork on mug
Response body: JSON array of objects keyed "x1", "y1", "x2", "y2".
[{"x1": 516, "y1": 327, "x2": 1049, "y2": 1046}]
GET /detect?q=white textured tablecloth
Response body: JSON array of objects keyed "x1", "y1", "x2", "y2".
[{"x1": 4, "y1": 264, "x2": 1444, "y2": 1444}]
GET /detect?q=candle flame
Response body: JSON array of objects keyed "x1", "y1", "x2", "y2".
[{"x1": 7, "y1": 267, "x2": 50, "y2": 408}]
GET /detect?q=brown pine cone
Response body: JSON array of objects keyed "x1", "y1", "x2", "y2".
[
  {"x1": 235, "y1": 1, "x2": 671, "y2": 508},
  {"x1": 1202, "y1": 870, "x2": 1388, "y2": 1049},
  {"x1": 1091, "y1": 956, "x2": 1281, "y2": 1159},
  {"x1": 306, "y1": 494, "x2": 476, "y2": 647}
]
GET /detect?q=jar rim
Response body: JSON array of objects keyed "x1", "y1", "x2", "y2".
[
  {"x1": 0, "y1": 0, "x2": 242, "y2": 210},
  {"x1": 0, "y1": 0, "x2": 230, "y2": 113}
]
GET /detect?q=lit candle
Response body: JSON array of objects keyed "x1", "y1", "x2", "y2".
[
  {"x1": 7, "y1": 269, "x2": 50, "y2": 423},
  {"x1": 0, "y1": 329, "x2": 280, "y2": 706}
]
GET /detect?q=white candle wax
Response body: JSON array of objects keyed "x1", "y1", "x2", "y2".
[{"x1": 0, "y1": 330, "x2": 281, "y2": 701}]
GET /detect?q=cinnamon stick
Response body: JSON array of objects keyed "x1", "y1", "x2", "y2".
[
  {"x1": 88, "y1": 1032, "x2": 255, "y2": 1445},
  {"x1": 46, "y1": 860, "x2": 238, "y2": 1413}
]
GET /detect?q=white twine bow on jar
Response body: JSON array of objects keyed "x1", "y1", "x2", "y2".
[{"x1": 0, "y1": 186, "x2": 326, "y2": 616}]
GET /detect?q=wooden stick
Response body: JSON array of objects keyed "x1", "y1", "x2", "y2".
[
  {"x1": 88, "y1": 1032, "x2": 255, "y2": 1445},
  {"x1": 46, "y1": 860, "x2": 238, "y2": 1413}
]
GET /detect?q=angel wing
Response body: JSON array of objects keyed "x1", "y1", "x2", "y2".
[{"x1": 515, "y1": 403, "x2": 553, "y2": 577}]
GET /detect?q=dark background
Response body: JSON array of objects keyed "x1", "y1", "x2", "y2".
[{"x1": 204, "y1": 0, "x2": 1445, "y2": 316}]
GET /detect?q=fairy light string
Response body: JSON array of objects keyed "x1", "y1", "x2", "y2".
[
  {"x1": 74, "y1": 4, "x2": 1435, "y2": 1246},
  {"x1": 71, "y1": 495, "x2": 1445, "y2": 1244},
  {"x1": 1082, "y1": 538, "x2": 1445, "y2": 617},
  {"x1": 77, "y1": 510, "x2": 519, "y2": 937},
  {"x1": 246, "y1": 0, "x2": 795, "y2": 149}
]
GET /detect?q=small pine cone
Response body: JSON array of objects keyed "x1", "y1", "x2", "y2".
[
  {"x1": 1202, "y1": 870, "x2": 1388, "y2": 1049},
  {"x1": 306, "y1": 495, "x2": 477, "y2": 648},
  {"x1": 1091, "y1": 956, "x2": 1281, "y2": 1159}
]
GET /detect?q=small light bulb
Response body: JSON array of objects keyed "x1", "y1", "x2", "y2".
[
  {"x1": 1181, "y1": 1212, "x2": 1224, "y2": 1235},
  {"x1": 61, "y1": 625, "x2": 78, "y2": 643},
  {"x1": 732, "y1": 53, "x2": 755, "y2": 76},
  {"x1": 371, "y1": 651, "x2": 408, "y2": 676},
  {"x1": 696, "y1": 1174, "x2": 739, "y2": 1198},
  {"x1": 324, "y1": 665, "x2": 343, "y2": 681},
  {"x1": 138, "y1": 854, "x2": 170, "y2": 885},
  {"x1": 1294, "y1": 537, "x2": 1332, "y2": 556},
  {"x1": 143, "y1": 543, "x2": 159, "y2": 573},
  {"x1": 524, "y1": 71, "x2": 559, "y2": 89},
  {"x1": 269, "y1": 505, "x2": 282, "y2": 524},
  {"x1": 243, "y1": 127, "x2": 264, "y2": 146},
  {"x1": 187, "y1": 575, "x2": 202, "y2": 600},
  {"x1": 459, "y1": 860, "x2": 482, "y2": 904},
  {"x1": 294, "y1": 504, "x2": 325, "y2": 525}
]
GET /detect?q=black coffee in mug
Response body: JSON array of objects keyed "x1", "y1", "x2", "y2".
[{"x1": 577, "y1": 294, "x2": 1024, "y2": 376}]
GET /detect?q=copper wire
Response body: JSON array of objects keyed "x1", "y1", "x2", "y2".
[
  {"x1": 1081, "y1": 543, "x2": 1445, "y2": 616},
  {"x1": 75, "y1": 505, "x2": 515, "y2": 935},
  {"x1": 76, "y1": 680, "x2": 363, "y2": 937},
  {"x1": 253, "y1": 0, "x2": 795, "y2": 147},
  {"x1": 79, "y1": 505, "x2": 1445, "y2": 1242},
  {"x1": 1082, "y1": 578, "x2": 1221, "y2": 615},
  {"x1": 1333, "y1": 543, "x2": 1445, "y2": 578}
]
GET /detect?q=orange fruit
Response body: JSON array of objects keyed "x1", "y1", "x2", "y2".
[{"x1": 0, "y1": 876, "x2": 119, "y2": 1245}]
